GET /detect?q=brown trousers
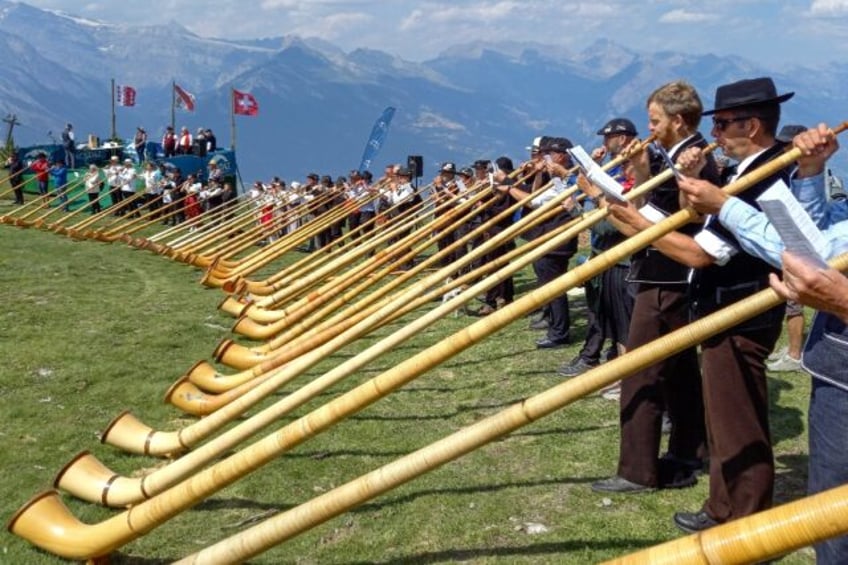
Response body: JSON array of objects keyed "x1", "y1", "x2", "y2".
[
  {"x1": 618, "y1": 284, "x2": 706, "y2": 487},
  {"x1": 701, "y1": 323, "x2": 781, "y2": 521}
]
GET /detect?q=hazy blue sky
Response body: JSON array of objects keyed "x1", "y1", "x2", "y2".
[{"x1": 20, "y1": 0, "x2": 848, "y2": 68}]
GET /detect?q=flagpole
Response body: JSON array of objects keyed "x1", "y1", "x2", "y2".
[
  {"x1": 110, "y1": 78, "x2": 116, "y2": 141},
  {"x1": 170, "y1": 80, "x2": 176, "y2": 131},
  {"x1": 230, "y1": 87, "x2": 236, "y2": 151}
]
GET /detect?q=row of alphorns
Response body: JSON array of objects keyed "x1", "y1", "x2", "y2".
[{"x1": 4, "y1": 125, "x2": 848, "y2": 563}]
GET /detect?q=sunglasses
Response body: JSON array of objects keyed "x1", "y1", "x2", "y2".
[{"x1": 712, "y1": 115, "x2": 756, "y2": 131}]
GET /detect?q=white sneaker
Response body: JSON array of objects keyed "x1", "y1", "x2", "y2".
[
  {"x1": 767, "y1": 345, "x2": 788, "y2": 362},
  {"x1": 601, "y1": 382, "x2": 621, "y2": 401},
  {"x1": 767, "y1": 353, "x2": 802, "y2": 372}
]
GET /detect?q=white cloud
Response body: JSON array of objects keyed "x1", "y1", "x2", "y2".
[
  {"x1": 658, "y1": 8, "x2": 719, "y2": 23},
  {"x1": 810, "y1": 0, "x2": 848, "y2": 15}
]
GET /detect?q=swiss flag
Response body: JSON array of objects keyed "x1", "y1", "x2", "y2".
[
  {"x1": 233, "y1": 89, "x2": 259, "y2": 116},
  {"x1": 116, "y1": 85, "x2": 136, "y2": 107}
]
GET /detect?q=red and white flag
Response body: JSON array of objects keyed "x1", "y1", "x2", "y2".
[
  {"x1": 174, "y1": 83, "x2": 196, "y2": 112},
  {"x1": 233, "y1": 89, "x2": 259, "y2": 116},
  {"x1": 115, "y1": 85, "x2": 136, "y2": 107}
]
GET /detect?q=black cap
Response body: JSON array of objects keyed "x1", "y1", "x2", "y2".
[
  {"x1": 458, "y1": 167, "x2": 474, "y2": 178},
  {"x1": 776, "y1": 124, "x2": 806, "y2": 144},
  {"x1": 396, "y1": 166, "x2": 412, "y2": 177},
  {"x1": 473, "y1": 159, "x2": 490, "y2": 169},
  {"x1": 597, "y1": 118, "x2": 638, "y2": 137},
  {"x1": 495, "y1": 156, "x2": 514, "y2": 173},
  {"x1": 540, "y1": 137, "x2": 573, "y2": 153},
  {"x1": 440, "y1": 162, "x2": 456, "y2": 174},
  {"x1": 703, "y1": 77, "x2": 794, "y2": 116},
  {"x1": 307, "y1": 173, "x2": 319, "y2": 180}
]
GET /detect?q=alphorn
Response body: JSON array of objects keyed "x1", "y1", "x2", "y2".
[
  {"x1": 228, "y1": 189, "x2": 436, "y2": 300},
  {"x1": 56, "y1": 153, "x2": 670, "y2": 507},
  {"x1": 27, "y1": 183, "x2": 92, "y2": 228},
  {"x1": 604, "y1": 484, "x2": 848, "y2": 564},
  {"x1": 96, "y1": 143, "x2": 671, "y2": 455},
  {"x1": 197, "y1": 182, "x2": 387, "y2": 279},
  {"x1": 170, "y1": 151, "x2": 675, "y2": 413},
  {"x1": 211, "y1": 154, "x2": 644, "y2": 370},
  {"x1": 225, "y1": 185, "x2": 497, "y2": 341},
  {"x1": 95, "y1": 143, "x2": 654, "y2": 454},
  {"x1": 45, "y1": 189, "x2": 115, "y2": 233},
  {"x1": 199, "y1": 185, "x2": 398, "y2": 288},
  {"x1": 8, "y1": 175, "x2": 87, "y2": 226},
  {"x1": 229, "y1": 181, "x2": 438, "y2": 297},
  {"x1": 11, "y1": 138, "x2": 839, "y2": 561},
  {"x1": 170, "y1": 252, "x2": 848, "y2": 564}
]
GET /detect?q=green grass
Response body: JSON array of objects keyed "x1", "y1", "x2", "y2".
[{"x1": 0, "y1": 196, "x2": 815, "y2": 564}]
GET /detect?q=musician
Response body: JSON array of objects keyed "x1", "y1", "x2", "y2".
[
  {"x1": 355, "y1": 170, "x2": 380, "y2": 239},
  {"x1": 104, "y1": 155, "x2": 124, "y2": 211},
  {"x1": 495, "y1": 136, "x2": 577, "y2": 348},
  {"x1": 475, "y1": 156, "x2": 517, "y2": 315},
  {"x1": 141, "y1": 161, "x2": 162, "y2": 214},
  {"x1": 560, "y1": 118, "x2": 639, "y2": 378},
  {"x1": 592, "y1": 81, "x2": 716, "y2": 497},
  {"x1": 4, "y1": 150, "x2": 25, "y2": 205},
  {"x1": 119, "y1": 158, "x2": 138, "y2": 217},
  {"x1": 29, "y1": 151, "x2": 50, "y2": 198},
  {"x1": 432, "y1": 162, "x2": 464, "y2": 269},
  {"x1": 83, "y1": 164, "x2": 103, "y2": 214},
  {"x1": 606, "y1": 77, "x2": 794, "y2": 533},
  {"x1": 386, "y1": 166, "x2": 421, "y2": 269},
  {"x1": 49, "y1": 159, "x2": 69, "y2": 212},
  {"x1": 676, "y1": 123, "x2": 847, "y2": 563}
]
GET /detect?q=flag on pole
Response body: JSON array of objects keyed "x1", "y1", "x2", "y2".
[
  {"x1": 174, "y1": 83, "x2": 196, "y2": 112},
  {"x1": 358, "y1": 106, "x2": 396, "y2": 173},
  {"x1": 115, "y1": 85, "x2": 137, "y2": 107},
  {"x1": 232, "y1": 89, "x2": 259, "y2": 116}
]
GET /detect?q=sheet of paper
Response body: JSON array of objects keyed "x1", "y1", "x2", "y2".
[
  {"x1": 568, "y1": 145, "x2": 626, "y2": 203},
  {"x1": 756, "y1": 179, "x2": 829, "y2": 268},
  {"x1": 652, "y1": 142, "x2": 682, "y2": 179}
]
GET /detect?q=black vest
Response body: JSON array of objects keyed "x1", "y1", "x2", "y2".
[
  {"x1": 628, "y1": 133, "x2": 721, "y2": 284},
  {"x1": 690, "y1": 143, "x2": 790, "y2": 330}
]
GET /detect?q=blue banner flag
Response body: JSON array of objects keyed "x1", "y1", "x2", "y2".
[{"x1": 358, "y1": 107, "x2": 396, "y2": 173}]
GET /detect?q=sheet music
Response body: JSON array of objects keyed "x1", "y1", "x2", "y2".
[
  {"x1": 567, "y1": 145, "x2": 626, "y2": 203},
  {"x1": 652, "y1": 142, "x2": 682, "y2": 179},
  {"x1": 756, "y1": 179, "x2": 829, "y2": 268}
]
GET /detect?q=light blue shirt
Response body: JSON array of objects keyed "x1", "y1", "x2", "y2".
[{"x1": 717, "y1": 173, "x2": 848, "y2": 268}]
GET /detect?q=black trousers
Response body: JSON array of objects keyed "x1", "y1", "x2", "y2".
[{"x1": 532, "y1": 253, "x2": 573, "y2": 342}]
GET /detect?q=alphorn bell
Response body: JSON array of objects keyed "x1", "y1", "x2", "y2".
[{"x1": 8, "y1": 129, "x2": 821, "y2": 562}]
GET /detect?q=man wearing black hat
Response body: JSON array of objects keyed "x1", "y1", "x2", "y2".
[
  {"x1": 679, "y1": 123, "x2": 848, "y2": 564},
  {"x1": 496, "y1": 136, "x2": 577, "y2": 347},
  {"x1": 608, "y1": 77, "x2": 794, "y2": 532}
]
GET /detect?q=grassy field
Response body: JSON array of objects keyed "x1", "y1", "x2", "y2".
[{"x1": 0, "y1": 195, "x2": 815, "y2": 564}]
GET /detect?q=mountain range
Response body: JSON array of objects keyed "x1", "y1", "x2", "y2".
[{"x1": 1, "y1": 1, "x2": 846, "y2": 183}]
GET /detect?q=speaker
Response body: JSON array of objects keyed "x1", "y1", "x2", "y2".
[{"x1": 407, "y1": 155, "x2": 423, "y2": 178}]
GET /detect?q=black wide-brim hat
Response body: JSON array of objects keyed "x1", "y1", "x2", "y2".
[{"x1": 702, "y1": 77, "x2": 794, "y2": 115}]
